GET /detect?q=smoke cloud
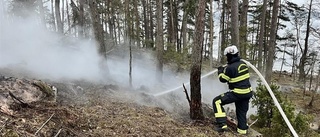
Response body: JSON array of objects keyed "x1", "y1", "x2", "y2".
[
  {"x1": 0, "y1": 8, "x2": 103, "y2": 82},
  {"x1": 0, "y1": 3, "x2": 257, "y2": 115}
]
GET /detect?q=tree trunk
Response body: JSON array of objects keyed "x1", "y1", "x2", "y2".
[
  {"x1": 190, "y1": 0, "x2": 206, "y2": 120},
  {"x1": 308, "y1": 68, "x2": 320, "y2": 107},
  {"x1": 169, "y1": 0, "x2": 175, "y2": 48},
  {"x1": 113, "y1": 3, "x2": 117, "y2": 45},
  {"x1": 61, "y1": 0, "x2": 64, "y2": 31},
  {"x1": 239, "y1": 0, "x2": 248, "y2": 58},
  {"x1": 134, "y1": 0, "x2": 141, "y2": 47},
  {"x1": 219, "y1": 0, "x2": 227, "y2": 63},
  {"x1": 293, "y1": 10, "x2": 304, "y2": 81},
  {"x1": 230, "y1": 0, "x2": 239, "y2": 46},
  {"x1": 129, "y1": 45, "x2": 133, "y2": 87},
  {"x1": 51, "y1": 0, "x2": 54, "y2": 30},
  {"x1": 298, "y1": 0, "x2": 313, "y2": 82},
  {"x1": 265, "y1": 0, "x2": 280, "y2": 83},
  {"x1": 117, "y1": 15, "x2": 121, "y2": 44},
  {"x1": 142, "y1": 0, "x2": 149, "y2": 48},
  {"x1": 89, "y1": 0, "x2": 106, "y2": 57},
  {"x1": 55, "y1": 0, "x2": 63, "y2": 33},
  {"x1": 257, "y1": 0, "x2": 268, "y2": 72},
  {"x1": 167, "y1": 0, "x2": 177, "y2": 51},
  {"x1": 181, "y1": 0, "x2": 190, "y2": 53},
  {"x1": 79, "y1": 0, "x2": 85, "y2": 38},
  {"x1": 291, "y1": 44, "x2": 297, "y2": 81},
  {"x1": 308, "y1": 55, "x2": 317, "y2": 92},
  {"x1": 279, "y1": 44, "x2": 287, "y2": 78},
  {"x1": 108, "y1": 1, "x2": 115, "y2": 47},
  {"x1": 156, "y1": 0, "x2": 164, "y2": 82},
  {"x1": 66, "y1": 0, "x2": 71, "y2": 35},
  {"x1": 149, "y1": 2, "x2": 154, "y2": 48},
  {"x1": 125, "y1": 0, "x2": 130, "y2": 39},
  {"x1": 37, "y1": 0, "x2": 46, "y2": 27},
  {"x1": 171, "y1": 0, "x2": 178, "y2": 52},
  {"x1": 209, "y1": 0, "x2": 214, "y2": 68}
]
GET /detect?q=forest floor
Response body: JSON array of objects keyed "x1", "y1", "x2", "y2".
[
  {"x1": 273, "y1": 73, "x2": 320, "y2": 130},
  {"x1": 0, "y1": 68, "x2": 319, "y2": 137},
  {"x1": 0, "y1": 68, "x2": 223, "y2": 137}
]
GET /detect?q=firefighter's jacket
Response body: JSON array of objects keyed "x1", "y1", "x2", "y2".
[{"x1": 218, "y1": 56, "x2": 252, "y2": 94}]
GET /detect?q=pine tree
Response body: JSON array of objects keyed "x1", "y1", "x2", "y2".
[{"x1": 252, "y1": 82, "x2": 315, "y2": 136}]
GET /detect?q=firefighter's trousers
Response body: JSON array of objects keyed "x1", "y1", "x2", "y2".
[{"x1": 212, "y1": 91, "x2": 253, "y2": 133}]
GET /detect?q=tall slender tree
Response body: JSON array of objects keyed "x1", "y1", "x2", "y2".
[
  {"x1": 190, "y1": 0, "x2": 206, "y2": 120},
  {"x1": 258, "y1": 0, "x2": 268, "y2": 72},
  {"x1": 55, "y1": 0, "x2": 63, "y2": 33},
  {"x1": 148, "y1": 1, "x2": 154, "y2": 48},
  {"x1": 79, "y1": 0, "x2": 85, "y2": 38},
  {"x1": 133, "y1": 0, "x2": 141, "y2": 47},
  {"x1": 89, "y1": 0, "x2": 106, "y2": 57},
  {"x1": 298, "y1": 0, "x2": 313, "y2": 82},
  {"x1": 239, "y1": 0, "x2": 248, "y2": 58},
  {"x1": 156, "y1": 0, "x2": 164, "y2": 81},
  {"x1": 181, "y1": 0, "x2": 191, "y2": 53},
  {"x1": 308, "y1": 65, "x2": 320, "y2": 107},
  {"x1": 169, "y1": 0, "x2": 176, "y2": 49},
  {"x1": 209, "y1": 0, "x2": 214, "y2": 67},
  {"x1": 230, "y1": 0, "x2": 239, "y2": 46},
  {"x1": 219, "y1": 0, "x2": 227, "y2": 63},
  {"x1": 265, "y1": 0, "x2": 280, "y2": 83},
  {"x1": 142, "y1": 0, "x2": 149, "y2": 48}
]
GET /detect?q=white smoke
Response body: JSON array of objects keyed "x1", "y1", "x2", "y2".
[
  {"x1": 0, "y1": 7, "x2": 103, "y2": 82},
  {"x1": 0, "y1": 2, "x2": 257, "y2": 115}
]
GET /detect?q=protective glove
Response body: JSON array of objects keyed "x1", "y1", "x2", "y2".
[{"x1": 217, "y1": 66, "x2": 225, "y2": 74}]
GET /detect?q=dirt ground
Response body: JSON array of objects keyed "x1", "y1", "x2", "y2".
[
  {"x1": 273, "y1": 72, "x2": 320, "y2": 132},
  {"x1": 1, "y1": 69, "x2": 318, "y2": 137},
  {"x1": 0, "y1": 73, "x2": 229, "y2": 137}
]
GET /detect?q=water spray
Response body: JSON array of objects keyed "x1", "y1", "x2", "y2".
[
  {"x1": 153, "y1": 59, "x2": 298, "y2": 137},
  {"x1": 153, "y1": 69, "x2": 219, "y2": 97}
]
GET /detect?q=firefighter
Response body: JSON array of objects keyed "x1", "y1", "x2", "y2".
[{"x1": 212, "y1": 45, "x2": 253, "y2": 135}]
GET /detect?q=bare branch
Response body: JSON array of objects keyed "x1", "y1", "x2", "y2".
[
  {"x1": 34, "y1": 113, "x2": 55, "y2": 135},
  {"x1": 0, "y1": 119, "x2": 8, "y2": 133},
  {"x1": 8, "y1": 91, "x2": 30, "y2": 108},
  {"x1": 182, "y1": 83, "x2": 191, "y2": 105},
  {"x1": 54, "y1": 128, "x2": 62, "y2": 137},
  {"x1": 310, "y1": 27, "x2": 320, "y2": 38}
]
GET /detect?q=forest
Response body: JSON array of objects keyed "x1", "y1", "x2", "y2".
[
  {"x1": 1, "y1": 0, "x2": 319, "y2": 83},
  {"x1": 0, "y1": 0, "x2": 320, "y2": 136}
]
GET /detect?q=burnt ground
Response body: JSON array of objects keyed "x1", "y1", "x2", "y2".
[
  {"x1": 0, "y1": 73, "x2": 230, "y2": 137},
  {"x1": 2, "y1": 68, "x2": 318, "y2": 137}
]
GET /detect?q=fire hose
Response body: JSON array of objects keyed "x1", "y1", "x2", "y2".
[{"x1": 152, "y1": 59, "x2": 298, "y2": 137}]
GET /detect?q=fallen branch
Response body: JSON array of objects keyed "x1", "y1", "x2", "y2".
[
  {"x1": 0, "y1": 119, "x2": 8, "y2": 133},
  {"x1": 182, "y1": 83, "x2": 191, "y2": 105},
  {"x1": 54, "y1": 128, "x2": 62, "y2": 137},
  {"x1": 8, "y1": 91, "x2": 30, "y2": 108},
  {"x1": 249, "y1": 118, "x2": 259, "y2": 127},
  {"x1": 0, "y1": 106, "x2": 14, "y2": 116},
  {"x1": 34, "y1": 113, "x2": 55, "y2": 135}
]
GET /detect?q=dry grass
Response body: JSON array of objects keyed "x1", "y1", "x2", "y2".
[
  {"x1": 0, "y1": 78, "x2": 227, "y2": 137},
  {"x1": 273, "y1": 72, "x2": 320, "y2": 128},
  {"x1": 2, "y1": 70, "x2": 313, "y2": 137}
]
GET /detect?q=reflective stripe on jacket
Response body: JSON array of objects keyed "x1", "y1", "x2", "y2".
[{"x1": 218, "y1": 57, "x2": 251, "y2": 94}]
